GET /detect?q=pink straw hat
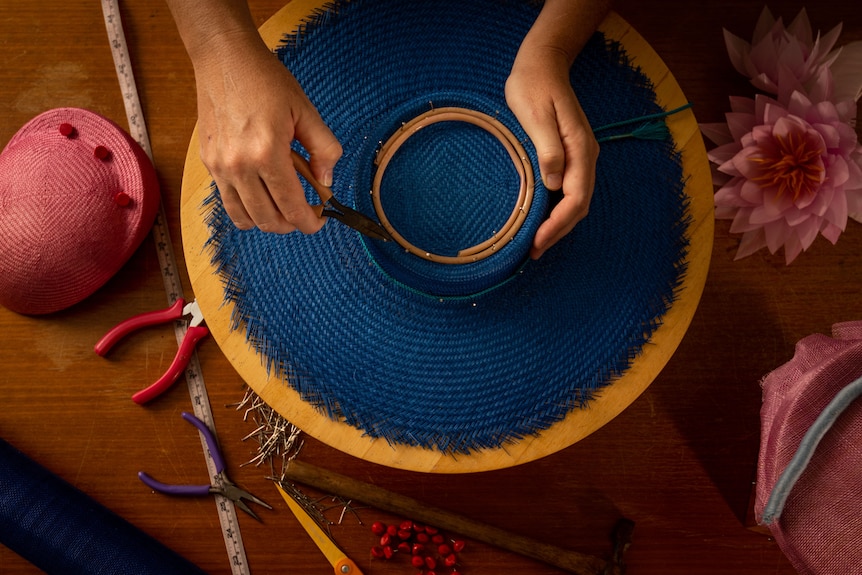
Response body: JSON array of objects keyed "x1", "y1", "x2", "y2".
[
  {"x1": 756, "y1": 321, "x2": 862, "y2": 573},
  {"x1": 0, "y1": 108, "x2": 159, "y2": 315}
]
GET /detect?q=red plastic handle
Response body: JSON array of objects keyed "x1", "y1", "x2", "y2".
[
  {"x1": 131, "y1": 325, "x2": 210, "y2": 404},
  {"x1": 94, "y1": 298, "x2": 186, "y2": 356}
]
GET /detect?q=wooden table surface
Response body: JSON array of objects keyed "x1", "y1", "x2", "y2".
[{"x1": 1, "y1": 1, "x2": 860, "y2": 573}]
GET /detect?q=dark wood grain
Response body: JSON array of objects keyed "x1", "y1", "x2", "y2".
[{"x1": 1, "y1": 1, "x2": 860, "y2": 573}]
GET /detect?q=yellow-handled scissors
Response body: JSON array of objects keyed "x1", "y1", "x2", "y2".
[{"x1": 276, "y1": 483, "x2": 364, "y2": 575}]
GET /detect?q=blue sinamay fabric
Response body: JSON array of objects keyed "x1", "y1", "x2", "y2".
[
  {"x1": 202, "y1": 0, "x2": 690, "y2": 453},
  {"x1": 0, "y1": 438, "x2": 206, "y2": 574}
]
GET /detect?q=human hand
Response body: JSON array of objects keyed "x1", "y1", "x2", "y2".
[
  {"x1": 506, "y1": 47, "x2": 599, "y2": 259},
  {"x1": 193, "y1": 38, "x2": 342, "y2": 234}
]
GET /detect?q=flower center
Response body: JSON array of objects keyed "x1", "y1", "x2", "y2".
[{"x1": 750, "y1": 130, "x2": 824, "y2": 201}]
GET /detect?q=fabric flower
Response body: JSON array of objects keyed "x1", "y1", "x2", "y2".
[
  {"x1": 702, "y1": 91, "x2": 862, "y2": 264},
  {"x1": 723, "y1": 7, "x2": 842, "y2": 100}
]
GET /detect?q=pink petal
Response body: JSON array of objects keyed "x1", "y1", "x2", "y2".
[
  {"x1": 716, "y1": 157, "x2": 740, "y2": 177},
  {"x1": 730, "y1": 207, "x2": 762, "y2": 233},
  {"x1": 724, "y1": 29, "x2": 754, "y2": 77},
  {"x1": 805, "y1": 68, "x2": 834, "y2": 103},
  {"x1": 778, "y1": 40, "x2": 808, "y2": 80},
  {"x1": 821, "y1": 221, "x2": 843, "y2": 244},
  {"x1": 735, "y1": 228, "x2": 768, "y2": 260},
  {"x1": 783, "y1": 233, "x2": 804, "y2": 264},
  {"x1": 786, "y1": 8, "x2": 813, "y2": 47},
  {"x1": 827, "y1": 155, "x2": 850, "y2": 188},
  {"x1": 815, "y1": 100, "x2": 842, "y2": 124},
  {"x1": 816, "y1": 24, "x2": 846, "y2": 66},
  {"x1": 784, "y1": 204, "x2": 813, "y2": 226},
  {"x1": 749, "y1": 198, "x2": 787, "y2": 225},
  {"x1": 795, "y1": 217, "x2": 822, "y2": 250},
  {"x1": 728, "y1": 95, "x2": 756, "y2": 114},
  {"x1": 715, "y1": 205, "x2": 738, "y2": 220},
  {"x1": 785, "y1": 91, "x2": 814, "y2": 117},
  {"x1": 761, "y1": 99, "x2": 790, "y2": 126},
  {"x1": 726, "y1": 111, "x2": 757, "y2": 143},
  {"x1": 731, "y1": 145, "x2": 765, "y2": 179},
  {"x1": 715, "y1": 181, "x2": 749, "y2": 207},
  {"x1": 700, "y1": 122, "x2": 733, "y2": 146},
  {"x1": 752, "y1": 6, "x2": 777, "y2": 44},
  {"x1": 707, "y1": 142, "x2": 740, "y2": 165},
  {"x1": 812, "y1": 122, "x2": 840, "y2": 149},
  {"x1": 835, "y1": 122, "x2": 861, "y2": 153},
  {"x1": 764, "y1": 219, "x2": 792, "y2": 253},
  {"x1": 738, "y1": 178, "x2": 766, "y2": 204},
  {"x1": 776, "y1": 65, "x2": 808, "y2": 104},
  {"x1": 823, "y1": 188, "x2": 848, "y2": 230},
  {"x1": 749, "y1": 40, "x2": 781, "y2": 88}
]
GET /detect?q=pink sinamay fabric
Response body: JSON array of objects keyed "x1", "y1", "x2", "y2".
[{"x1": 755, "y1": 320, "x2": 862, "y2": 574}]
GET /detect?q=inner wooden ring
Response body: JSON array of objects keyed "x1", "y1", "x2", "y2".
[{"x1": 371, "y1": 107, "x2": 534, "y2": 263}]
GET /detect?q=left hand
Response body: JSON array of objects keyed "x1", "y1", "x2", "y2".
[{"x1": 506, "y1": 46, "x2": 599, "y2": 259}]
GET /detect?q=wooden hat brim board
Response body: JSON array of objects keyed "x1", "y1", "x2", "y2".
[{"x1": 180, "y1": 4, "x2": 714, "y2": 473}]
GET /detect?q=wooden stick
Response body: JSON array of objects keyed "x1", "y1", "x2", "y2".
[{"x1": 282, "y1": 460, "x2": 627, "y2": 575}]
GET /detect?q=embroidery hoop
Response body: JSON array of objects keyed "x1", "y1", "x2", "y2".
[{"x1": 372, "y1": 106, "x2": 534, "y2": 264}]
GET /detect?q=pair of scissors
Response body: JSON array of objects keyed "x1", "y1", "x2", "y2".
[
  {"x1": 276, "y1": 483, "x2": 363, "y2": 574},
  {"x1": 94, "y1": 298, "x2": 209, "y2": 405},
  {"x1": 139, "y1": 412, "x2": 272, "y2": 521},
  {"x1": 290, "y1": 149, "x2": 393, "y2": 242}
]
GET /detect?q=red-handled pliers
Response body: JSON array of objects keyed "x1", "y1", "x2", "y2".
[{"x1": 94, "y1": 298, "x2": 209, "y2": 405}]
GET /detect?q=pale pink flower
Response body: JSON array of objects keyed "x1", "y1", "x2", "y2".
[
  {"x1": 724, "y1": 7, "x2": 843, "y2": 100},
  {"x1": 701, "y1": 91, "x2": 862, "y2": 264}
]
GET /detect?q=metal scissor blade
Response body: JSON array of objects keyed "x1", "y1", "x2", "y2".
[
  {"x1": 291, "y1": 149, "x2": 392, "y2": 242},
  {"x1": 323, "y1": 198, "x2": 393, "y2": 242},
  {"x1": 276, "y1": 483, "x2": 363, "y2": 575}
]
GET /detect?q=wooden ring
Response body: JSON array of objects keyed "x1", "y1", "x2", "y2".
[{"x1": 371, "y1": 107, "x2": 534, "y2": 264}]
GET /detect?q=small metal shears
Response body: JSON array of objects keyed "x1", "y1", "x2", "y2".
[
  {"x1": 139, "y1": 412, "x2": 272, "y2": 521},
  {"x1": 276, "y1": 483, "x2": 363, "y2": 574},
  {"x1": 94, "y1": 298, "x2": 209, "y2": 405},
  {"x1": 290, "y1": 149, "x2": 392, "y2": 242}
]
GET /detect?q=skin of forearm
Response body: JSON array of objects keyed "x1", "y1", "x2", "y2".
[
  {"x1": 164, "y1": 0, "x2": 265, "y2": 66},
  {"x1": 519, "y1": 0, "x2": 612, "y2": 65}
]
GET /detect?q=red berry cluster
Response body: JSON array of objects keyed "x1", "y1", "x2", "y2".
[{"x1": 370, "y1": 519, "x2": 466, "y2": 574}]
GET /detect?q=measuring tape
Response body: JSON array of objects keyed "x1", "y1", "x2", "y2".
[{"x1": 99, "y1": 2, "x2": 251, "y2": 573}]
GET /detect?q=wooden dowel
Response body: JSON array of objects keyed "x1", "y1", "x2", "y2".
[{"x1": 282, "y1": 460, "x2": 622, "y2": 575}]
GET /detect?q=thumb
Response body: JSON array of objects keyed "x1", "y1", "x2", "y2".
[
  {"x1": 294, "y1": 110, "x2": 343, "y2": 187},
  {"x1": 513, "y1": 104, "x2": 565, "y2": 191}
]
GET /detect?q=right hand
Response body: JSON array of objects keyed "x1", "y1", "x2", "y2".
[{"x1": 193, "y1": 37, "x2": 342, "y2": 234}]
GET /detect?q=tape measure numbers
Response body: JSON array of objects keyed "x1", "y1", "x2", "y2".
[{"x1": 99, "y1": 2, "x2": 251, "y2": 573}]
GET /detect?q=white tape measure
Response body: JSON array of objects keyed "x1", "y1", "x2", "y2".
[{"x1": 99, "y1": 2, "x2": 251, "y2": 573}]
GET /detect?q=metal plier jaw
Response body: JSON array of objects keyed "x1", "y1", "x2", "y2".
[
  {"x1": 94, "y1": 298, "x2": 209, "y2": 404},
  {"x1": 138, "y1": 412, "x2": 272, "y2": 521}
]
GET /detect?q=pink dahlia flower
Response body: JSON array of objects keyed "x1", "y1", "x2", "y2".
[
  {"x1": 702, "y1": 91, "x2": 862, "y2": 264},
  {"x1": 724, "y1": 7, "x2": 842, "y2": 99}
]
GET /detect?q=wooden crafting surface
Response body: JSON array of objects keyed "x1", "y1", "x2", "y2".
[
  {"x1": 1, "y1": 0, "x2": 860, "y2": 573},
  {"x1": 181, "y1": 7, "x2": 713, "y2": 473}
]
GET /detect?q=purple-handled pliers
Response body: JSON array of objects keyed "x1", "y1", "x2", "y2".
[{"x1": 138, "y1": 412, "x2": 272, "y2": 521}]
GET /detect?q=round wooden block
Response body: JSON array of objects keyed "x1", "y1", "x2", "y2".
[{"x1": 180, "y1": 5, "x2": 714, "y2": 473}]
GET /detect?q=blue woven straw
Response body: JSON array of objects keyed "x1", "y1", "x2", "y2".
[{"x1": 202, "y1": 0, "x2": 690, "y2": 454}]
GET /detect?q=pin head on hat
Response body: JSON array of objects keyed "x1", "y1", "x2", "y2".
[{"x1": 0, "y1": 108, "x2": 159, "y2": 315}]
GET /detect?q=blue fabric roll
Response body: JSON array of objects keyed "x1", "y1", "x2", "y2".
[{"x1": 0, "y1": 438, "x2": 206, "y2": 575}]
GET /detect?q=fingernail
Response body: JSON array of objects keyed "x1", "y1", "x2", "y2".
[
  {"x1": 545, "y1": 173, "x2": 562, "y2": 190},
  {"x1": 322, "y1": 169, "x2": 333, "y2": 188}
]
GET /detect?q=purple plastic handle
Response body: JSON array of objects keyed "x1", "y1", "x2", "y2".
[
  {"x1": 180, "y1": 412, "x2": 226, "y2": 473},
  {"x1": 137, "y1": 412, "x2": 228, "y2": 496},
  {"x1": 138, "y1": 471, "x2": 210, "y2": 496}
]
